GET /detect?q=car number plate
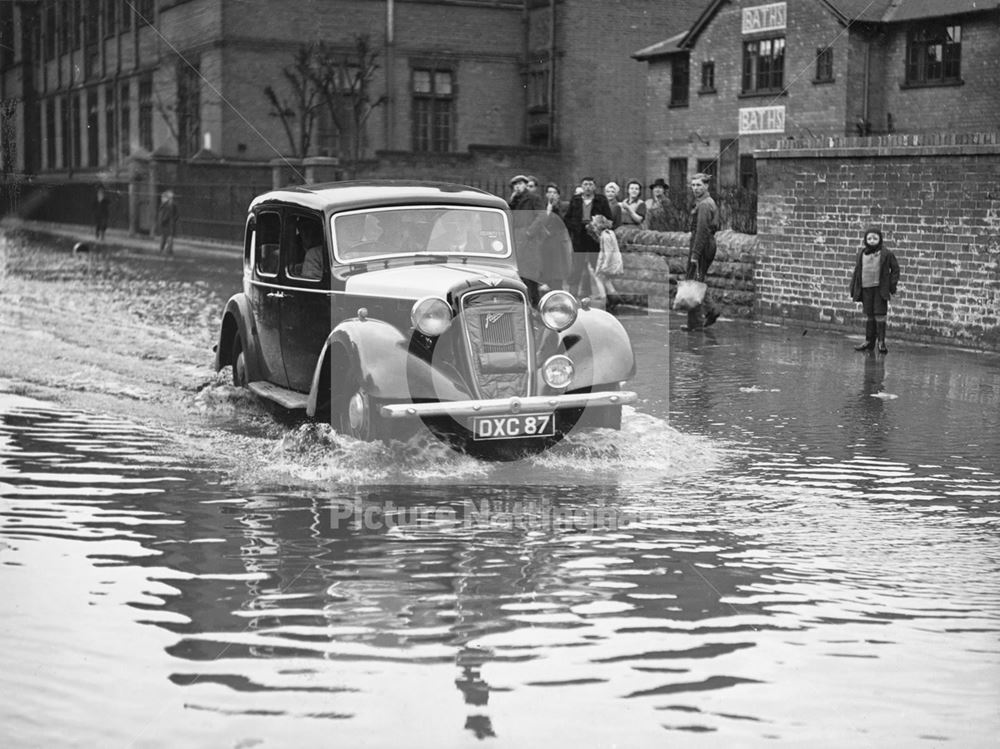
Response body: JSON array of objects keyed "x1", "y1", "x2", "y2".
[{"x1": 471, "y1": 412, "x2": 555, "y2": 440}]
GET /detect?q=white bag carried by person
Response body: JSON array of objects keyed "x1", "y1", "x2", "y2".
[
  {"x1": 595, "y1": 229, "x2": 624, "y2": 277},
  {"x1": 672, "y1": 279, "x2": 707, "y2": 311}
]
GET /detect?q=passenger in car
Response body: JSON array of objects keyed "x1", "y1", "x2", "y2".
[{"x1": 298, "y1": 219, "x2": 326, "y2": 280}]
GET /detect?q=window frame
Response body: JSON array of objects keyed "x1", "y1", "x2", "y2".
[
  {"x1": 741, "y1": 34, "x2": 786, "y2": 96},
  {"x1": 411, "y1": 66, "x2": 455, "y2": 154},
  {"x1": 904, "y1": 22, "x2": 962, "y2": 87},
  {"x1": 814, "y1": 47, "x2": 834, "y2": 84},
  {"x1": 284, "y1": 212, "x2": 329, "y2": 284},
  {"x1": 669, "y1": 53, "x2": 690, "y2": 107},
  {"x1": 699, "y1": 60, "x2": 716, "y2": 94},
  {"x1": 254, "y1": 210, "x2": 283, "y2": 278}
]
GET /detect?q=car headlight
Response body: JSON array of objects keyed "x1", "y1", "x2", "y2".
[
  {"x1": 542, "y1": 354, "x2": 574, "y2": 389},
  {"x1": 411, "y1": 296, "x2": 453, "y2": 337},
  {"x1": 539, "y1": 290, "x2": 579, "y2": 331}
]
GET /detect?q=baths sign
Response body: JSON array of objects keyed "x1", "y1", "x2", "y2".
[
  {"x1": 739, "y1": 106, "x2": 786, "y2": 134},
  {"x1": 742, "y1": 2, "x2": 786, "y2": 34}
]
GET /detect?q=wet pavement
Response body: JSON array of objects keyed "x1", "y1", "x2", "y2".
[{"x1": 1, "y1": 224, "x2": 998, "y2": 747}]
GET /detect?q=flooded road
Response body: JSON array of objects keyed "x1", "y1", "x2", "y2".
[{"x1": 1, "y1": 228, "x2": 999, "y2": 747}]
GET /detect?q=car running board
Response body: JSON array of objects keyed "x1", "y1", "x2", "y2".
[{"x1": 247, "y1": 381, "x2": 309, "y2": 410}]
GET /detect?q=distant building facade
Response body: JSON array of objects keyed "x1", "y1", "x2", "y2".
[
  {"x1": 0, "y1": 0, "x2": 702, "y2": 193},
  {"x1": 634, "y1": 0, "x2": 1000, "y2": 195}
]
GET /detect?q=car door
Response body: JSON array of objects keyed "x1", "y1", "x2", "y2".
[
  {"x1": 247, "y1": 208, "x2": 288, "y2": 386},
  {"x1": 279, "y1": 211, "x2": 332, "y2": 393}
]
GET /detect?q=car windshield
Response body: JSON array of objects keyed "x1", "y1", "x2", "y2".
[{"x1": 332, "y1": 206, "x2": 511, "y2": 263}]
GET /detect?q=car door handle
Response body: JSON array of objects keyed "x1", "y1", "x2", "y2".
[{"x1": 267, "y1": 291, "x2": 287, "y2": 299}]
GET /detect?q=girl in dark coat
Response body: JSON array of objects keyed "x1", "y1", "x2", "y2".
[{"x1": 849, "y1": 226, "x2": 900, "y2": 353}]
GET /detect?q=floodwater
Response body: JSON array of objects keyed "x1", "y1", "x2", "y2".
[{"x1": 1, "y1": 228, "x2": 999, "y2": 747}]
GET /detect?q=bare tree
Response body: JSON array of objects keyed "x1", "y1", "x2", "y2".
[
  {"x1": 264, "y1": 45, "x2": 323, "y2": 160},
  {"x1": 311, "y1": 35, "x2": 387, "y2": 168}
]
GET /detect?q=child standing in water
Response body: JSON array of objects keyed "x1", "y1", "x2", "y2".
[{"x1": 849, "y1": 226, "x2": 900, "y2": 353}]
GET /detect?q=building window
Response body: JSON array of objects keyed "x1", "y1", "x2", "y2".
[
  {"x1": 814, "y1": 47, "x2": 834, "y2": 83},
  {"x1": 739, "y1": 154, "x2": 757, "y2": 191},
  {"x1": 104, "y1": 0, "x2": 117, "y2": 38},
  {"x1": 138, "y1": 73, "x2": 153, "y2": 151},
  {"x1": 0, "y1": 2, "x2": 14, "y2": 69},
  {"x1": 59, "y1": 0, "x2": 70, "y2": 55},
  {"x1": 72, "y1": 0, "x2": 82, "y2": 50},
  {"x1": 70, "y1": 93, "x2": 82, "y2": 168},
  {"x1": 670, "y1": 54, "x2": 689, "y2": 107},
  {"x1": 177, "y1": 60, "x2": 201, "y2": 158},
  {"x1": 700, "y1": 61, "x2": 715, "y2": 93},
  {"x1": 105, "y1": 82, "x2": 117, "y2": 164},
  {"x1": 120, "y1": 80, "x2": 131, "y2": 157},
  {"x1": 61, "y1": 95, "x2": 71, "y2": 168},
  {"x1": 742, "y1": 36, "x2": 785, "y2": 94},
  {"x1": 668, "y1": 157, "x2": 687, "y2": 196},
  {"x1": 526, "y1": 67, "x2": 548, "y2": 111},
  {"x1": 412, "y1": 68, "x2": 454, "y2": 153},
  {"x1": 696, "y1": 159, "x2": 718, "y2": 192},
  {"x1": 43, "y1": 1, "x2": 56, "y2": 60},
  {"x1": 87, "y1": 88, "x2": 99, "y2": 167},
  {"x1": 135, "y1": 0, "x2": 154, "y2": 25},
  {"x1": 83, "y1": 0, "x2": 99, "y2": 47},
  {"x1": 906, "y1": 23, "x2": 961, "y2": 85},
  {"x1": 45, "y1": 99, "x2": 57, "y2": 169}
]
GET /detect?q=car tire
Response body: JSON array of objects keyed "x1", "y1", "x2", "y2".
[
  {"x1": 231, "y1": 336, "x2": 248, "y2": 387},
  {"x1": 337, "y1": 386, "x2": 385, "y2": 442}
]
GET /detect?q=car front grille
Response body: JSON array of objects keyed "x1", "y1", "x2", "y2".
[{"x1": 460, "y1": 289, "x2": 531, "y2": 399}]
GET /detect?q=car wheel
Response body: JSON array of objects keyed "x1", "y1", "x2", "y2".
[
  {"x1": 231, "y1": 336, "x2": 248, "y2": 387},
  {"x1": 337, "y1": 386, "x2": 384, "y2": 442}
]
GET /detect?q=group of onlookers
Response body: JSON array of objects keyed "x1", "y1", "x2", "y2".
[{"x1": 508, "y1": 172, "x2": 720, "y2": 327}]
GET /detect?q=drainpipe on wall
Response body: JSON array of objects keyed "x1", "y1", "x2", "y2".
[
  {"x1": 862, "y1": 38, "x2": 871, "y2": 134},
  {"x1": 385, "y1": 0, "x2": 395, "y2": 151},
  {"x1": 548, "y1": 0, "x2": 557, "y2": 148}
]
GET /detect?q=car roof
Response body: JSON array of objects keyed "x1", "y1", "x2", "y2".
[{"x1": 249, "y1": 180, "x2": 509, "y2": 214}]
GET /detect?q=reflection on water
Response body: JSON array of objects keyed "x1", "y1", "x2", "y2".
[{"x1": 2, "y1": 320, "x2": 1000, "y2": 747}]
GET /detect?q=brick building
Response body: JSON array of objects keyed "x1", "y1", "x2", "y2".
[
  {"x1": 633, "y1": 0, "x2": 1000, "y2": 195},
  {"x1": 0, "y1": 0, "x2": 704, "y2": 195}
]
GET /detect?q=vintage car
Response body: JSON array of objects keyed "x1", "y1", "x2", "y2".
[{"x1": 214, "y1": 181, "x2": 636, "y2": 458}]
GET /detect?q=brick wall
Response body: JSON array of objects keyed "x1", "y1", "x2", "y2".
[
  {"x1": 616, "y1": 227, "x2": 758, "y2": 316},
  {"x1": 555, "y1": 0, "x2": 681, "y2": 186},
  {"x1": 754, "y1": 133, "x2": 1000, "y2": 350}
]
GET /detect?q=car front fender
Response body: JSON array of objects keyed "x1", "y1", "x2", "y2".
[
  {"x1": 559, "y1": 308, "x2": 636, "y2": 390},
  {"x1": 215, "y1": 294, "x2": 261, "y2": 381},
  {"x1": 307, "y1": 318, "x2": 472, "y2": 417}
]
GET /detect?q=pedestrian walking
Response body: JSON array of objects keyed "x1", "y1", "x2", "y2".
[
  {"x1": 618, "y1": 180, "x2": 646, "y2": 228},
  {"x1": 849, "y1": 226, "x2": 900, "y2": 353},
  {"x1": 156, "y1": 190, "x2": 179, "y2": 255},
  {"x1": 564, "y1": 176, "x2": 614, "y2": 299},
  {"x1": 644, "y1": 178, "x2": 671, "y2": 231},
  {"x1": 683, "y1": 173, "x2": 720, "y2": 330},
  {"x1": 94, "y1": 186, "x2": 110, "y2": 240}
]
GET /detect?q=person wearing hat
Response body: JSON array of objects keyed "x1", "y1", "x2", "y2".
[
  {"x1": 849, "y1": 225, "x2": 900, "y2": 353},
  {"x1": 508, "y1": 174, "x2": 529, "y2": 208},
  {"x1": 509, "y1": 173, "x2": 547, "y2": 303},
  {"x1": 644, "y1": 178, "x2": 670, "y2": 231}
]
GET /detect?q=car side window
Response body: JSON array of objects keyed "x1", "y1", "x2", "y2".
[
  {"x1": 255, "y1": 211, "x2": 281, "y2": 277},
  {"x1": 286, "y1": 214, "x2": 327, "y2": 282}
]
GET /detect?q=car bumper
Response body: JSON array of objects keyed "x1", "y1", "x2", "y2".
[{"x1": 379, "y1": 390, "x2": 637, "y2": 419}]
